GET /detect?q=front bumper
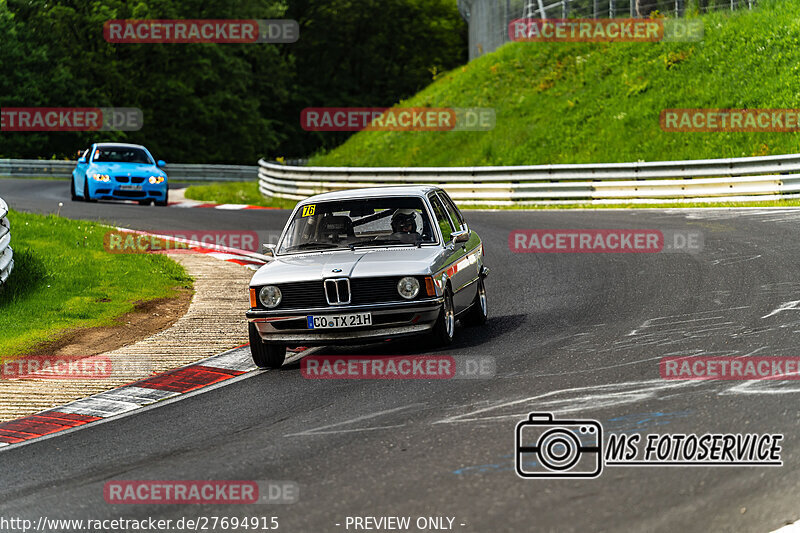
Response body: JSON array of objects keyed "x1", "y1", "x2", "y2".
[
  {"x1": 246, "y1": 297, "x2": 443, "y2": 345},
  {"x1": 90, "y1": 182, "x2": 167, "y2": 201}
]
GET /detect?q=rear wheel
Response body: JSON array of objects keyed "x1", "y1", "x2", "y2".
[
  {"x1": 70, "y1": 178, "x2": 80, "y2": 201},
  {"x1": 249, "y1": 323, "x2": 286, "y2": 368},
  {"x1": 461, "y1": 277, "x2": 488, "y2": 327},
  {"x1": 430, "y1": 287, "x2": 455, "y2": 346}
]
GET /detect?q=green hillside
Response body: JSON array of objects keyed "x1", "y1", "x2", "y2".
[{"x1": 311, "y1": 0, "x2": 800, "y2": 167}]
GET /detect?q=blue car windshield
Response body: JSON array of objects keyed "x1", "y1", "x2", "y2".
[{"x1": 92, "y1": 147, "x2": 152, "y2": 164}]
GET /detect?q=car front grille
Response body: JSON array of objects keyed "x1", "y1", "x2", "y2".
[
  {"x1": 277, "y1": 281, "x2": 328, "y2": 309},
  {"x1": 350, "y1": 278, "x2": 409, "y2": 305},
  {"x1": 257, "y1": 277, "x2": 425, "y2": 310},
  {"x1": 114, "y1": 176, "x2": 146, "y2": 184},
  {"x1": 115, "y1": 190, "x2": 146, "y2": 198},
  {"x1": 324, "y1": 278, "x2": 351, "y2": 305}
]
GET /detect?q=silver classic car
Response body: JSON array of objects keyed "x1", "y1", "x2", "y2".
[{"x1": 246, "y1": 186, "x2": 489, "y2": 368}]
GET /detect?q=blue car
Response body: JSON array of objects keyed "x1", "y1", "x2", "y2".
[{"x1": 71, "y1": 143, "x2": 169, "y2": 206}]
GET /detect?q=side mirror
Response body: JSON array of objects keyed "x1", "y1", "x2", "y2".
[
  {"x1": 78, "y1": 157, "x2": 86, "y2": 164},
  {"x1": 452, "y1": 229, "x2": 470, "y2": 244},
  {"x1": 261, "y1": 243, "x2": 276, "y2": 258},
  {"x1": 157, "y1": 160, "x2": 166, "y2": 168}
]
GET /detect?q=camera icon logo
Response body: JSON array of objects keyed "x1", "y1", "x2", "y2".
[{"x1": 515, "y1": 413, "x2": 603, "y2": 479}]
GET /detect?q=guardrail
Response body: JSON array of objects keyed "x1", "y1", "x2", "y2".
[
  {"x1": 0, "y1": 197, "x2": 14, "y2": 286},
  {"x1": 0, "y1": 159, "x2": 257, "y2": 182},
  {"x1": 258, "y1": 153, "x2": 800, "y2": 205}
]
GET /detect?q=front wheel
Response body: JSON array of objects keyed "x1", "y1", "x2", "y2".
[
  {"x1": 461, "y1": 277, "x2": 488, "y2": 327},
  {"x1": 430, "y1": 287, "x2": 455, "y2": 346},
  {"x1": 83, "y1": 178, "x2": 96, "y2": 202},
  {"x1": 249, "y1": 323, "x2": 286, "y2": 369},
  {"x1": 155, "y1": 189, "x2": 169, "y2": 207},
  {"x1": 70, "y1": 178, "x2": 80, "y2": 201}
]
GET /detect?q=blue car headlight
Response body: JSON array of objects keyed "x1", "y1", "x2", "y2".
[
  {"x1": 148, "y1": 176, "x2": 165, "y2": 185},
  {"x1": 91, "y1": 173, "x2": 110, "y2": 182}
]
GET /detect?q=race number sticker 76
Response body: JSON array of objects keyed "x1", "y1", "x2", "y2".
[{"x1": 302, "y1": 205, "x2": 316, "y2": 217}]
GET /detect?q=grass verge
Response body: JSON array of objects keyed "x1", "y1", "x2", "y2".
[
  {"x1": 0, "y1": 210, "x2": 193, "y2": 357},
  {"x1": 180, "y1": 180, "x2": 800, "y2": 210},
  {"x1": 309, "y1": 0, "x2": 800, "y2": 167},
  {"x1": 183, "y1": 181, "x2": 297, "y2": 209}
]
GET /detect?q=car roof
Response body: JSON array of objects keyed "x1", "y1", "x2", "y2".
[
  {"x1": 300, "y1": 186, "x2": 442, "y2": 203},
  {"x1": 93, "y1": 142, "x2": 147, "y2": 150}
]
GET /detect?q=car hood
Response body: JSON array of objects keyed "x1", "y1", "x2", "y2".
[
  {"x1": 88, "y1": 162, "x2": 164, "y2": 176},
  {"x1": 250, "y1": 247, "x2": 442, "y2": 285}
]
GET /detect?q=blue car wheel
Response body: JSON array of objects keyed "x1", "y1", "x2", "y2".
[
  {"x1": 83, "y1": 177, "x2": 96, "y2": 203},
  {"x1": 70, "y1": 176, "x2": 80, "y2": 201}
]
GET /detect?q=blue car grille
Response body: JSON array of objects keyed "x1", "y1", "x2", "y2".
[{"x1": 114, "y1": 190, "x2": 146, "y2": 198}]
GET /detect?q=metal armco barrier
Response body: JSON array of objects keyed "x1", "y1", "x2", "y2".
[
  {"x1": 0, "y1": 197, "x2": 13, "y2": 286},
  {"x1": 0, "y1": 159, "x2": 257, "y2": 182},
  {"x1": 258, "y1": 153, "x2": 800, "y2": 205}
]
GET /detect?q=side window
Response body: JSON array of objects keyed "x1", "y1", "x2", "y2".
[
  {"x1": 439, "y1": 192, "x2": 465, "y2": 230},
  {"x1": 429, "y1": 194, "x2": 456, "y2": 242}
]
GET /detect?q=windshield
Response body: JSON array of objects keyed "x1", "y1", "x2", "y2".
[
  {"x1": 92, "y1": 146, "x2": 152, "y2": 164},
  {"x1": 278, "y1": 197, "x2": 435, "y2": 254}
]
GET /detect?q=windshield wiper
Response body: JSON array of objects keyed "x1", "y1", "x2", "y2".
[
  {"x1": 349, "y1": 239, "x2": 410, "y2": 249},
  {"x1": 286, "y1": 242, "x2": 341, "y2": 252}
]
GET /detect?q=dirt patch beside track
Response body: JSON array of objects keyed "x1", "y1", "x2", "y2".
[
  {"x1": 19, "y1": 289, "x2": 194, "y2": 358},
  {"x1": 0, "y1": 253, "x2": 252, "y2": 422}
]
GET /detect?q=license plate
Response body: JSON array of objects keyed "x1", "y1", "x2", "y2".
[
  {"x1": 119, "y1": 184, "x2": 142, "y2": 191},
  {"x1": 307, "y1": 313, "x2": 372, "y2": 329}
]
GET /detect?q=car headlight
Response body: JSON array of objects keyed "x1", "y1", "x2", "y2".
[
  {"x1": 148, "y1": 176, "x2": 165, "y2": 184},
  {"x1": 397, "y1": 276, "x2": 420, "y2": 300},
  {"x1": 259, "y1": 285, "x2": 282, "y2": 308},
  {"x1": 91, "y1": 173, "x2": 110, "y2": 182}
]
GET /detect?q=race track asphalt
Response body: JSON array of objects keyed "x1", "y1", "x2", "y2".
[{"x1": 2, "y1": 178, "x2": 800, "y2": 533}]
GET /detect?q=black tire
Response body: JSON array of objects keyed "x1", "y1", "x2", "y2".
[
  {"x1": 70, "y1": 178, "x2": 80, "y2": 201},
  {"x1": 249, "y1": 323, "x2": 286, "y2": 368},
  {"x1": 155, "y1": 189, "x2": 169, "y2": 207},
  {"x1": 461, "y1": 277, "x2": 488, "y2": 327},
  {"x1": 83, "y1": 178, "x2": 96, "y2": 202},
  {"x1": 138, "y1": 200, "x2": 152, "y2": 206},
  {"x1": 430, "y1": 286, "x2": 455, "y2": 346}
]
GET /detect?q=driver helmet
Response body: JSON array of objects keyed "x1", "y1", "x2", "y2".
[{"x1": 391, "y1": 209, "x2": 417, "y2": 233}]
